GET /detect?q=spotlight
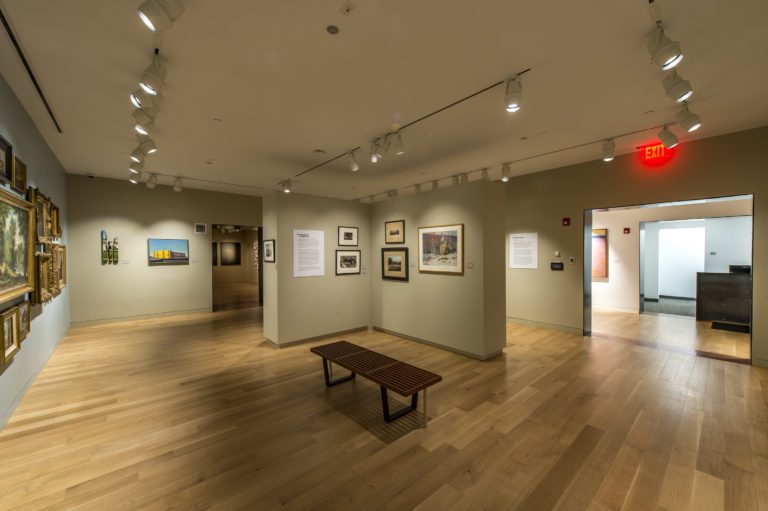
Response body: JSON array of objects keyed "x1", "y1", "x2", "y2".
[
  {"x1": 647, "y1": 28, "x2": 683, "y2": 71},
  {"x1": 133, "y1": 108, "x2": 156, "y2": 135},
  {"x1": 130, "y1": 89, "x2": 162, "y2": 110},
  {"x1": 374, "y1": 136, "x2": 389, "y2": 160},
  {"x1": 602, "y1": 139, "x2": 615, "y2": 162},
  {"x1": 415, "y1": 184, "x2": 422, "y2": 193},
  {"x1": 369, "y1": 142, "x2": 379, "y2": 163},
  {"x1": 139, "y1": 57, "x2": 167, "y2": 96},
  {"x1": 137, "y1": 0, "x2": 185, "y2": 33},
  {"x1": 129, "y1": 171, "x2": 142, "y2": 184},
  {"x1": 676, "y1": 103, "x2": 702, "y2": 133},
  {"x1": 662, "y1": 70, "x2": 693, "y2": 103},
  {"x1": 432, "y1": 180, "x2": 439, "y2": 191},
  {"x1": 138, "y1": 136, "x2": 157, "y2": 154},
  {"x1": 658, "y1": 125, "x2": 679, "y2": 149},
  {"x1": 387, "y1": 190, "x2": 397, "y2": 201},
  {"x1": 459, "y1": 174, "x2": 468, "y2": 184},
  {"x1": 391, "y1": 132, "x2": 406, "y2": 156},
  {"x1": 505, "y1": 78, "x2": 522, "y2": 113},
  {"x1": 130, "y1": 148, "x2": 145, "y2": 163},
  {"x1": 501, "y1": 163, "x2": 511, "y2": 182},
  {"x1": 173, "y1": 177, "x2": 183, "y2": 192},
  {"x1": 129, "y1": 161, "x2": 143, "y2": 174},
  {"x1": 347, "y1": 151, "x2": 359, "y2": 172},
  {"x1": 146, "y1": 173, "x2": 158, "y2": 189},
  {"x1": 481, "y1": 168, "x2": 489, "y2": 181},
  {"x1": 452, "y1": 175, "x2": 459, "y2": 186},
  {"x1": 282, "y1": 179, "x2": 292, "y2": 194}
]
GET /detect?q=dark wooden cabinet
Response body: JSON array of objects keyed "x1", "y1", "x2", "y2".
[{"x1": 696, "y1": 272, "x2": 752, "y2": 326}]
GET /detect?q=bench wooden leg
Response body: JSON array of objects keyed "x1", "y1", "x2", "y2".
[
  {"x1": 322, "y1": 359, "x2": 355, "y2": 387},
  {"x1": 380, "y1": 387, "x2": 418, "y2": 422},
  {"x1": 423, "y1": 388, "x2": 428, "y2": 428}
]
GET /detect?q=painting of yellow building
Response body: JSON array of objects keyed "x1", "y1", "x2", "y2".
[{"x1": 148, "y1": 239, "x2": 189, "y2": 266}]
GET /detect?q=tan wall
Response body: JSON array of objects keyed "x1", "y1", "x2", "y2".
[
  {"x1": 371, "y1": 180, "x2": 506, "y2": 359},
  {"x1": 506, "y1": 126, "x2": 768, "y2": 366},
  {"x1": 212, "y1": 229, "x2": 259, "y2": 285},
  {"x1": 67, "y1": 175, "x2": 261, "y2": 323},
  {"x1": 263, "y1": 192, "x2": 370, "y2": 345}
]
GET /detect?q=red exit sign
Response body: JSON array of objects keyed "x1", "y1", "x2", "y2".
[{"x1": 638, "y1": 143, "x2": 676, "y2": 166}]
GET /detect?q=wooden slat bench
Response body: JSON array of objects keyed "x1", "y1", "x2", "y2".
[{"x1": 310, "y1": 340, "x2": 442, "y2": 427}]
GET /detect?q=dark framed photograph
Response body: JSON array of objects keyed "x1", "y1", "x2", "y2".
[
  {"x1": 385, "y1": 220, "x2": 405, "y2": 244},
  {"x1": 382, "y1": 247, "x2": 409, "y2": 281},
  {"x1": 0, "y1": 135, "x2": 12, "y2": 184},
  {"x1": 336, "y1": 250, "x2": 361, "y2": 275},
  {"x1": 337, "y1": 226, "x2": 358, "y2": 246},
  {"x1": 418, "y1": 224, "x2": 464, "y2": 275},
  {"x1": 12, "y1": 156, "x2": 27, "y2": 194},
  {"x1": 264, "y1": 239, "x2": 276, "y2": 263},
  {"x1": 221, "y1": 242, "x2": 242, "y2": 266}
]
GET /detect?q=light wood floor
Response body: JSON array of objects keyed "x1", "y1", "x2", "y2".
[
  {"x1": 213, "y1": 282, "x2": 260, "y2": 311},
  {"x1": 1, "y1": 309, "x2": 767, "y2": 510},
  {"x1": 593, "y1": 308, "x2": 751, "y2": 361}
]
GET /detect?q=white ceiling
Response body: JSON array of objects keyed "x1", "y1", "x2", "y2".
[{"x1": 0, "y1": 0, "x2": 766, "y2": 199}]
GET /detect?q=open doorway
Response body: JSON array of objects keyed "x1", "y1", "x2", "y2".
[
  {"x1": 212, "y1": 224, "x2": 262, "y2": 311},
  {"x1": 584, "y1": 195, "x2": 753, "y2": 362}
]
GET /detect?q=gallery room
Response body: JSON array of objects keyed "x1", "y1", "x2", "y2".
[{"x1": 0, "y1": 1, "x2": 766, "y2": 509}]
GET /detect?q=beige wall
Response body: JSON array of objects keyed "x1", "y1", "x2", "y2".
[
  {"x1": 371, "y1": 180, "x2": 506, "y2": 359},
  {"x1": 212, "y1": 229, "x2": 259, "y2": 285},
  {"x1": 506, "y1": 126, "x2": 768, "y2": 367},
  {"x1": 262, "y1": 192, "x2": 370, "y2": 345},
  {"x1": 67, "y1": 175, "x2": 261, "y2": 323}
]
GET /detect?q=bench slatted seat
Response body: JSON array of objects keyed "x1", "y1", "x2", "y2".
[{"x1": 310, "y1": 340, "x2": 442, "y2": 426}]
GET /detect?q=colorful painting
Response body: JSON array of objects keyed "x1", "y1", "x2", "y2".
[
  {"x1": 101, "y1": 230, "x2": 108, "y2": 264},
  {"x1": 221, "y1": 242, "x2": 242, "y2": 266},
  {"x1": 418, "y1": 224, "x2": 464, "y2": 275},
  {"x1": 382, "y1": 247, "x2": 408, "y2": 281},
  {"x1": 591, "y1": 229, "x2": 608, "y2": 279},
  {"x1": 0, "y1": 188, "x2": 34, "y2": 303},
  {"x1": 148, "y1": 238, "x2": 189, "y2": 266}
]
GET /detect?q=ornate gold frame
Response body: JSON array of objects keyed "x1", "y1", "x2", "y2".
[{"x1": 0, "y1": 187, "x2": 35, "y2": 303}]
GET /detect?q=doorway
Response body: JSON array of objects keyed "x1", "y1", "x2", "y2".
[
  {"x1": 584, "y1": 195, "x2": 753, "y2": 362},
  {"x1": 212, "y1": 224, "x2": 262, "y2": 311}
]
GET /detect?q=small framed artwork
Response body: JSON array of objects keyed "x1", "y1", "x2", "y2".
[
  {"x1": 211, "y1": 242, "x2": 218, "y2": 266},
  {"x1": 264, "y1": 239, "x2": 276, "y2": 263},
  {"x1": 12, "y1": 156, "x2": 27, "y2": 194},
  {"x1": 54, "y1": 245, "x2": 67, "y2": 289},
  {"x1": 0, "y1": 135, "x2": 12, "y2": 183},
  {"x1": 338, "y1": 226, "x2": 358, "y2": 247},
  {"x1": 29, "y1": 188, "x2": 52, "y2": 243},
  {"x1": 336, "y1": 250, "x2": 361, "y2": 275},
  {"x1": 148, "y1": 238, "x2": 190, "y2": 266},
  {"x1": 50, "y1": 203, "x2": 61, "y2": 238},
  {"x1": 34, "y1": 250, "x2": 54, "y2": 304},
  {"x1": 18, "y1": 301, "x2": 30, "y2": 342},
  {"x1": 382, "y1": 247, "x2": 409, "y2": 281},
  {"x1": 385, "y1": 220, "x2": 405, "y2": 244},
  {"x1": 1, "y1": 307, "x2": 20, "y2": 366},
  {"x1": 221, "y1": 242, "x2": 242, "y2": 266},
  {"x1": 418, "y1": 224, "x2": 464, "y2": 275}
]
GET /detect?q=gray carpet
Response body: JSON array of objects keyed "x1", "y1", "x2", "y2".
[{"x1": 643, "y1": 298, "x2": 696, "y2": 317}]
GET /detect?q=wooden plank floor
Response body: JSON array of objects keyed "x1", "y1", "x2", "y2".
[{"x1": 0, "y1": 308, "x2": 766, "y2": 510}]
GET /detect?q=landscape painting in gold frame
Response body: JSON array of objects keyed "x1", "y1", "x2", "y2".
[
  {"x1": 0, "y1": 306, "x2": 20, "y2": 367},
  {"x1": 0, "y1": 187, "x2": 35, "y2": 303}
]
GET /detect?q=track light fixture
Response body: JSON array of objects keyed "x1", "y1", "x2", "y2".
[
  {"x1": 282, "y1": 179, "x2": 292, "y2": 194},
  {"x1": 129, "y1": 171, "x2": 142, "y2": 184},
  {"x1": 137, "y1": 0, "x2": 186, "y2": 33},
  {"x1": 130, "y1": 148, "x2": 145, "y2": 163},
  {"x1": 676, "y1": 103, "x2": 702, "y2": 133},
  {"x1": 173, "y1": 177, "x2": 183, "y2": 192},
  {"x1": 662, "y1": 70, "x2": 693, "y2": 103},
  {"x1": 432, "y1": 180, "x2": 439, "y2": 191},
  {"x1": 369, "y1": 142, "x2": 379, "y2": 163},
  {"x1": 387, "y1": 190, "x2": 397, "y2": 201},
  {"x1": 602, "y1": 139, "x2": 615, "y2": 162},
  {"x1": 130, "y1": 89, "x2": 162, "y2": 110},
  {"x1": 347, "y1": 151, "x2": 359, "y2": 172},
  {"x1": 647, "y1": 27, "x2": 684, "y2": 71},
  {"x1": 459, "y1": 174, "x2": 469, "y2": 184},
  {"x1": 500, "y1": 163, "x2": 511, "y2": 182},
  {"x1": 658, "y1": 125, "x2": 679, "y2": 149},
  {"x1": 415, "y1": 184, "x2": 422, "y2": 193},
  {"x1": 452, "y1": 176, "x2": 460, "y2": 186},
  {"x1": 391, "y1": 131, "x2": 406, "y2": 156},
  {"x1": 505, "y1": 78, "x2": 522, "y2": 113},
  {"x1": 129, "y1": 161, "x2": 143, "y2": 174},
  {"x1": 139, "y1": 56, "x2": 167, "y2": 96},
  {"x1": 138, "y1": 137, "x2": 157, "y2": 154},
  {"x1": 374, "y1": 136, "x2": 390, "y2": 160},
  {"x1": 146, "y1": 173, "x2": 158, "y2": 189},
  {"x1": 481, "y1": 168, "x2": 489, "y2": 181},
  {"x1": 132, "y1": 108, "x2": 157, "y2": 135}
]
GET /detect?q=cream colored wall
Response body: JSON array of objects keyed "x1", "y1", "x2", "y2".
[
  {"x1": 371, "y1": 180, "x2": 506, "y2": 359},
  {"x1": 67, "y1": 175, "x2": 261, "y2": 323},
  {"x1": 592, "y1": 199, "x2": 752, "y2": 312},
  {"x1": 506, "y1": 126, "x2": 768, "y2": 366},
  {"x1": 263, "y1": 192, "x2": 370, "y2": 345}
]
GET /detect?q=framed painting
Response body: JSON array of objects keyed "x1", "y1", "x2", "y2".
[
  {"x1": 0, "y1": 187, "x2": 35, "y2": 303},
  {"x1": 0, "y1": 135, "x2": 12, "y2": 184},
  {"x1": 220, "y1": 242, "x2": 242, "y2": 266},
  {"x1": 263, "y1": 239, "x2": 276, "y2": 263},
  {"x1": 211, "y1": 242, "x2": 218, "y2": 266},
  {"x1": 50, "y1": 203, "x2": 61, "y2": 238},
  {"x1": 382, "y1": 247, "x2": 408, "y2": 281},
  {"x1": 18, "y1": 300, "x2": 30, "y2": 342},
  {"x1": 337, "y1": 226, "x2": 358, "y2": 247},
  {"x1": 418, "y1": 224, "x2": 464, "y2": 275},
  {"x1": 1, "y1": 306, "x2": 20, "y2": 366},
  {"x1": 148, "y1": 239, "x2": 189, "y2": 266},
  {"x1": 336, "y1": 250, "x2": 361, "y2": 275},
  {"x1": 28, "y1": 188, "x2": 51, "y2": 243},
  {"x1": 591, "y1": 229, "x2": 608, "y2": 279},
  {"x1": 384, "y1": 220, "x2": 405, "y2": 244},
  {"x1": 12, "y1": 156, "x2": 27, "y2": 194},
  {"x1": 34, "y1": 248, "x2": 54, "y2": 304},
  {"x1": 101, "y1": 230, "x2": 108, "y2": 265},
  {"x1": 54, "y1": 245, "x2": 67, "y2": 289}
]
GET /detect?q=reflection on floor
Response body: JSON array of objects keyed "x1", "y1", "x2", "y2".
[
  {"x1": 213, "y1": 281, "x2": 260, "y2": 311},
  {"x1": 593, "y1": 307, "x2": 750, "y2": 361},
  {"x1": 642, "y1": 297, "x2": 695, "y2": 317},
  {"x1": 1, "y1": 308, "x2": 766, "y2": 509}
]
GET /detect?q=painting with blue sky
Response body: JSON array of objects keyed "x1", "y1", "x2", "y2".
[{"x1": 148, "y1": 238, "x2": 189, "y2": 266}]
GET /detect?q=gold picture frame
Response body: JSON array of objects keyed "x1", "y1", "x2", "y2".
[
  {"x1": 12, "y1": 155, "x2": 27, "y2": 195},
  {"x1": 18, "y1": 300, "x2": 30, "y2": 342},
  {"x1": 0, "y1": 187, "x2": 35, "y2": 303},
  {"x1": 34, "y1": 248, "x2": 54, "y2": 304},
  {"x1": 0, "y1": 307, "x2": 21, "y2": 368},
  {"x1": 50, "y1": 203, "x2": 62, "y2": 239},
  {"x1": 53, "y1": 244, "x2": 67, "y2": 290},
  {"x1": 28, "y1": 187, "x2": 52, "y2": 243}
]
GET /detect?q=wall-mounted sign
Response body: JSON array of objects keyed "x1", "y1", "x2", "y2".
[{"x1": 638, "y1": 143, "x2": 676, "y2": 166}]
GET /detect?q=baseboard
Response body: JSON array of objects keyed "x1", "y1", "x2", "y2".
[
  {"x1": 505, "y1": 317, "x2": 582, "y2": 335},
  {"x1": 71, "y1": 307, "x2": 212, "y2": 327},
  {"x1": 372, "y1": 326, "x2": 502, "y2": 360},
  {"x1": 592, "y1": 305, "x2": 640, "y2": 314},
  {"x1": 753, "y1": 358, "x2": 767, "y2": 368},
  {"x1": 266, "y1": 326, "x2": 368, "y2": 348},
  {"x1": 659, "y1": 295, "x2": 696, "y2": 301},
  {"x1": 643, "y1": 298, "x2": 659, "y2": 303}
]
